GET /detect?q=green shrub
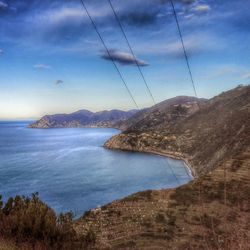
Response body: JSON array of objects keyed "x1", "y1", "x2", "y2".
[{"x1": 0, "y1": 193, "x2": 92, "y2": 249}]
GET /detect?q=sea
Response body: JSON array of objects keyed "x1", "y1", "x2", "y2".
[{"x1": 0, "y1": 121, "x2": 193, "y2": 217}]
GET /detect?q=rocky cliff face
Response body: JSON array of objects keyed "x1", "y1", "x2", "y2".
[
  {"x1": 105, "y1": 86, "x2": 250, "y2": 176},
  {"x1": 29, "y1": 109, "x2": 138, "y2": 128}
]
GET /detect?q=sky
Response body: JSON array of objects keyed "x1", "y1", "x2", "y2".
[{"x1": 0, "y1": 0, "x2": 249, "y2": 119}]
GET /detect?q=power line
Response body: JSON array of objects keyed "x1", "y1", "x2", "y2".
[
  {"x1": 79, "y1": 0, "x2": 193, "y2": 186},
  {"x1": 165, "y1": 158, "x2": 180, "y2": 185},
  {"x1": 169, "y1": 0, "x2": 198, "y2": 99},
  {"x1": 79, "y1": 0, "x2": 139, "y2": 109},
  {"x1": 107, "y1": 0, "x2": 156, "y2": 105}
]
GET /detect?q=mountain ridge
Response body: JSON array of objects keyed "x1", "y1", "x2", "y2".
[
  {"x1": 29, "y1": 95, "x2": 206, "y2": 130},
  {"x1": 29, "y1": 109, "x2": 138, "y2": 128}
]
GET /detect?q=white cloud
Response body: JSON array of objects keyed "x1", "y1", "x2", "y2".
[
  {"x1": 184, "y1": 14, "x2": 195, "y2": 20},
  {"x1": 44, "y1": 7, "x2": 85, "y2": 25},
  {"x1": 193, "y1": 4, "x2": 211, "y2": 13},
  {"x1": 209, "y1": 65, "x2": 241, "y2": 78},
  {"x1": 33, "y1": 64, "x2": 51, "y2": 69},
  {"x1": 0, "y1": 1, "x2": 8, "y2": 9},
  {"x1": 135, "y1": 33, "x2": 222, "y2": 58},
  {"x1": 83, "y1": 39, "x2": 98, "y2": 46},
  {"x1": 202, "y1": 65, "x2": 250, "y2": 80},
  {"x1": 242, "y1": 72, "x2": 250, "y2": 79},
  {"x1": 36, "y1": 5, "x2": 111, "y2": 27},
  {"x1": 164, "y1": 37, "x2": 201, "y2": 57}
]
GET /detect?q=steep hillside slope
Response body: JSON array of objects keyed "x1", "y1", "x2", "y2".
[
  {"x1": 74, "y1": 85, "x2": 250, "y2": 249},
  {"x1": 29, "y1": 109, "x2": 138, "y2": 128},
  {"x1": 105, "y1": 85, "x2": 250, "y2": 175},
  {"x1": 115, "y1": 96, "x2": 206, "y2": 131}
]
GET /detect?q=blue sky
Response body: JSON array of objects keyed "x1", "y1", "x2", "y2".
[{"x1": 0, "y1": 0, "x2": 249, "y2": 119}]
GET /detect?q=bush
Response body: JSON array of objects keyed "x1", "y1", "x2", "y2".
[{"x1": 0, "y1": 193, "x2": 93, "y2": 249}]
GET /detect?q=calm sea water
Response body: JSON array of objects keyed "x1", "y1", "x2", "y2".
[{"x1": 0, "y1": 121, "x2": 192, "y2": 217}]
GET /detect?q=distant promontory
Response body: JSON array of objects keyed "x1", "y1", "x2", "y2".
[{"x1": 29, "y1": 109, "x2": 138, "y2": 129}]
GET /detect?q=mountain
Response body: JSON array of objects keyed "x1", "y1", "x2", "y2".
[
  {"x1": 74, "y1": 85, "x2": 250, "y2": 249},
  {"x1": 105, "y1": 85, "x2": 250, "y2": 175},
  {"x1": 116, "y1": 96, "x2": 207, "y2": 131},
  {"x1": 29, "y1": 109, "x2": 138, "y2": 128},
  {"x1": 29, "y1": 96, "x2": 205, "y2": 129}
]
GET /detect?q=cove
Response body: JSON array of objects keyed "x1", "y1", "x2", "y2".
[{"x1": 0, "y1": 121, "x2": 193, "y2": 217}]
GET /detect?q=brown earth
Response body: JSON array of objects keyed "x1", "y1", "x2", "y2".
[
  {"x1": 75, "y1": 85, "x2": 250, "y2": 249},
  {"x1": 105, "y1": 85, "x2": 250, "y2": 176}
]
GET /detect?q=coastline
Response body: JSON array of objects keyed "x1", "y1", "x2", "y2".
[
  {"x1": 28, "y1": 122, "x2": 196, "y2": 178},
  {"x1": 140, "y1": 149, "x2": 196, "y2": 178},
  {"x1": 3, "y1": 86, "x2": 249, "y2": 249},
  {"x1": 28, "y1": 124, "x2": 121, "y2": 129},
  {"x1": 103, "y1": 145, "x2": 196, "y2": 178}
]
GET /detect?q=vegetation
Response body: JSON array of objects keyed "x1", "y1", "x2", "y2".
[
  {"x1": 85, "y1": 86, "x2": 250, "y2": 249},
  {"x1": 1, "y1": 86, "x2": 249, "y2": 249},
  {"x1": 0, "y1": 193, "x2": 95, "y2": 249}
]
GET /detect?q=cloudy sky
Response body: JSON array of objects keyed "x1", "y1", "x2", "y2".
[{"x1": 0, "y1": 0, "x2": 249, "y2": 119}]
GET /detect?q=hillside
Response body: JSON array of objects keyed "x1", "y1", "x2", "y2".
[
  {"x1": 74, "y1": 85, "x2": 250, "y2": 249},
  {"x1": 105, "y1": 85, "x2": 250, "y2": 175},
  {"x1": 3, "y1": 86, "x2": 249, "y2": 249},
  {"x1": 116, "y1": 96, "x2": 206, "y2": 131},
  {"x1": 29, "y1": 109, "x2": 138, "y2": 128}
]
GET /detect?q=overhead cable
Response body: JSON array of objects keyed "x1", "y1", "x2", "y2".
[
  {"x1": 107, "y1": 0, "x2": 156, "y2": 105},
  {"x1": 79, "y1": 0, "x2": 139, "y2": 108},
  {"x1": 170, "y1": 0, "x2": 199, "y2": 98}
]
